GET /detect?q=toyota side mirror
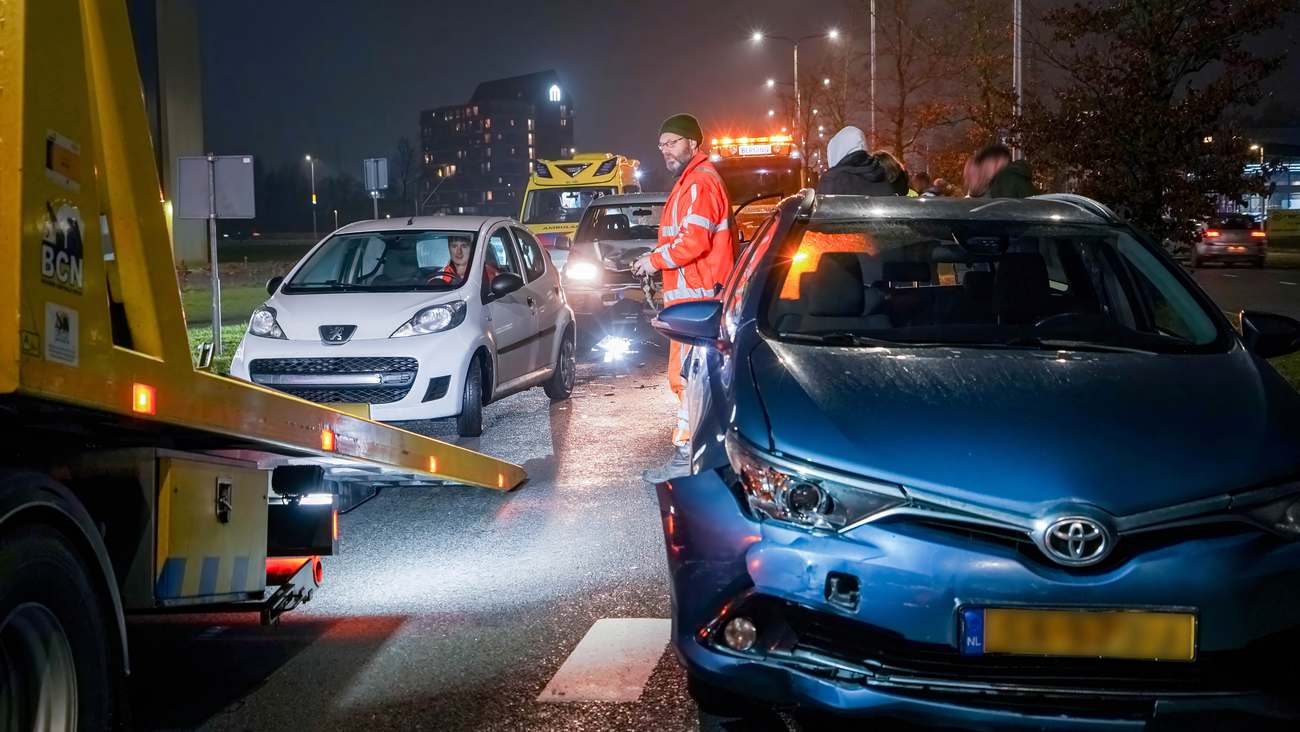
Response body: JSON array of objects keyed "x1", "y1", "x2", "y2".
[
  {"x1": 490, "y1": 272, "x2": 525, "y2": 298},
  {"x1": 651, "y1": 300, "x2": 723, "y2": 348},
  {"x1": 266, "y1": 275, "x2": 285, "y2": 296},
  {"x1": 1242, "y1": 310, "x2": 1300, "y2": 359}
]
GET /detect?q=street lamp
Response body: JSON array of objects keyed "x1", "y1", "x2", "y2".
[
  {"x1": 766, "y1": 78, "x2": 776, "y2": 88},
  {"x1": 768, "y1": 109, "x2": 776, "y2": 117},
  {"x1": 305, "y1": 154, "x2": 318, "y2": 239},
  {"x1": 751, "y1": 27, "x2": 841, "y2": 178},
  {"x1": 1250, "y1": 143, "x2": 1264, "y2": 165}
]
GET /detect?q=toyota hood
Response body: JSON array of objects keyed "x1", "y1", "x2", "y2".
[{"x1": 747, "y1": 339, "x2": 1300, "y2": 517}]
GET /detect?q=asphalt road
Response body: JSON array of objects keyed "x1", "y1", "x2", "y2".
[
  {"x1": 126, "y1": 337, "x2": 802, "y2": 732},
  {"x1": 1191, "y1": 265, "x2": 1300, "y2": 320}
]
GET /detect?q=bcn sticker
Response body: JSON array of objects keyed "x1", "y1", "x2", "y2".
[{"x1": 40, "y1": 201, "x2": 85, "y2": 294}]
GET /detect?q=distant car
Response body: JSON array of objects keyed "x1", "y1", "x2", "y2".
[
  {"x1": 564, "y1": 192, "x2": 666, "y2": 345},
  {"x1": 652, "y1": 192, "x2": 1300, "y2": 726},
  {"x1": 1193, "y1": 214, "x2": 1267, "y2": 268},
  {"x1": 230, "y1": 216, "x2": 576, "y2": 436}
]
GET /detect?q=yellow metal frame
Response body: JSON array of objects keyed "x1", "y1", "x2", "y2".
[{"x1": 0, "y1": 0, "x2": 524, "y2": 491}]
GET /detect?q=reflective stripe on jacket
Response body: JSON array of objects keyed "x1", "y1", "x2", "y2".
[{"x1": 651, "y1": 152, "x2": 735, "y2": 306}]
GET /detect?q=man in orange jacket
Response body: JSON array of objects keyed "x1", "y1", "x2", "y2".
[{"x1": 634, "y1": 113, "x2": 735, "y2": 482}]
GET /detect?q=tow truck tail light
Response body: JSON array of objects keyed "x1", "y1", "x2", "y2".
[
  {"x1": 320, "y1": 427, "x2": 335, "y2": 452},
  {"x1": 132, "y1": 383, "x2": 157, "y2": 415},
  {"x1": 1251, "y1": 230, "x2": 1267, "y2": 238},
  {"x1": 1204, "y1": 230, "x2": 1221, "y2": 238}
]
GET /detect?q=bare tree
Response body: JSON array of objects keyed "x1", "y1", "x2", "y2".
[{"x1": 872, "y1": 0, "x2": 962, "y2": 163}]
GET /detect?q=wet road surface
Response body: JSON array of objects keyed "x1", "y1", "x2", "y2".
[
  {"x1": 126, "y1": 339, "x2": 803, "y2": 731},
  {"x1": 1192, "y1": 265, "x2": 1300, "y2": 320}
]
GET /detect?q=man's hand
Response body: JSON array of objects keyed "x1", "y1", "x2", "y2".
[{"x1": 632, "y1": 254, "x2": 656, "y2": 278}]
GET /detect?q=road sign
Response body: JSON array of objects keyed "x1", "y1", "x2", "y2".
[
  {"x1": 364, "y1": 157, "x2": 389, "y2": 192},
  {"x1": 176, "y1": 155, "x2": 255, "y2": 219}
]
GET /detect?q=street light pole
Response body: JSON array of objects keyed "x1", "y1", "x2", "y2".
[
  {"x1": 870, "y1": 0, "x2": 877, "y2": 148},
  {"x1": 753, "y1": 29, "x2": 839, "y2": 185},
  {"x1": 305, "y1": 154, "x2": 318, "y2": 239},
  {"x1": 1012, "y1": 0, "x2": 1023, "y2": 159}
]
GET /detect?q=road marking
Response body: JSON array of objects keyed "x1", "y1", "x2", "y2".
[
  {"x1": 1281, "y1": 281, "x2": 1297, "y2": 286},
  {"x1": 538, "y1": 618, "x2": 671, "y2": 703},
  {"x1": 1221, "y1": 273, "x2": 1239, "y2": 279}
]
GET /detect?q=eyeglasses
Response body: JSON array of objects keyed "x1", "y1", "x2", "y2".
[{"x1": 657, "y1": 136, "x2": 687, "y2": 151}]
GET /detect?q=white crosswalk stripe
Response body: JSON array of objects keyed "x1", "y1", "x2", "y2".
[{"x1": 539, "y1": 618, "x2": 671, "y2": 703}]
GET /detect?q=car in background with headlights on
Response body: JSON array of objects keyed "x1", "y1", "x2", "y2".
[
  {"x1": 651, "y1": 191, "x2": 1300, "y2": 727},
  {"x1": 564, "y1": 192, "x2": 667, "y2": 353},
  {"x1": 229, "y1": 216, "x2": 575, "y2": 437}
]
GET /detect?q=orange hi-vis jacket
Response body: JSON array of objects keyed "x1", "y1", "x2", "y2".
[{"x1": 650, "y1": 152, "x2": 735, "y2": 305}]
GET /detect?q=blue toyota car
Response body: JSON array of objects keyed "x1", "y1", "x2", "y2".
[{"x1": 651, "y1": 192, "x2": 1300, "y2": 729}]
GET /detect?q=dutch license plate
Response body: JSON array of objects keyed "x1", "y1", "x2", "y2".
[
  {"x1": 961, "y1": 608, "x2": 1196, "y2": 662},
  {"x1": 738, "y1": 144, "x2": 773, "y2": 156}
]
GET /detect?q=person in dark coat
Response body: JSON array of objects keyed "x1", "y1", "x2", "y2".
[
  {"x1": 816, "y1": 126, "x2": 900, "y2": 196},
  {"x1": 972, "y1": 143, "x2": 1036, "y2": 198}
]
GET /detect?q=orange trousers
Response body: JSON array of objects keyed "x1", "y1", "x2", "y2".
[{"x1": 668, "y1": 340, "x2": 690, "y2": 447}]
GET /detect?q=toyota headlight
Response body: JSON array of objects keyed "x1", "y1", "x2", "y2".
[
  {"x1": 725, "y1": 433, "x2": 904, "y2": 531},
  {"x1": 248, "y1": 305, "x2": 286, "y2": 339},
  {"x1": 565, "y1": 260, "x2": 600, "y2": 283},
  {"x1": 391, "y1": 301, "x2": 467, "y2": 338}
]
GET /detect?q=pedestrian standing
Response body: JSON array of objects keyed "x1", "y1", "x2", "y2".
[
  {"x1": 633, "y1": 114, "x2": 736, "y2": 482},
  {"x1": 816, "y1": 126, "x2": 899, "y2": 196}
]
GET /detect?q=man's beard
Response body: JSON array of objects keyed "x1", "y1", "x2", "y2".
[{"x1": 665, "y1": 150, "x2": 692, "y2": 179}]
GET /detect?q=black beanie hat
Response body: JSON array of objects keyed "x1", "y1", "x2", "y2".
[{"x1": 659, "y1": 113, "x2": 703, "y2": 144}]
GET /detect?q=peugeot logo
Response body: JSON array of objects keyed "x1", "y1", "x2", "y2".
[
  {"x1": 319, "y1": 325, "x2": 356, "y2": 345},
  {"x1": 1042, "y1": 516, "x2": 1112, "y2": 567}
]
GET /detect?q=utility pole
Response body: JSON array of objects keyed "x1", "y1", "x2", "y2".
[
  {"x1": 870, "y1": 0, "x2": 877, "y2": 149},
  {"x1": 1012, "y1": 0, "x2": 1023, "y2": 159}
]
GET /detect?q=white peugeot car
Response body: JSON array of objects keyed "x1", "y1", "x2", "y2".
[{"x1": 229, "y1": 216, "x2": 576, "y2": 436}]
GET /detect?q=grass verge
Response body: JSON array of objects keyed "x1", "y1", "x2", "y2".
[
  {"x1": 182, "y1": 284, "x2": 268, "y2": 326},
  {"x1": 187, "y1": 324, "x2": 245, "y2": 375}
]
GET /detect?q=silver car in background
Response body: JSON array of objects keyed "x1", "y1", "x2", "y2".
[{"x1": 1193, "y1": 214, "x2": 1267, "y2": 268}]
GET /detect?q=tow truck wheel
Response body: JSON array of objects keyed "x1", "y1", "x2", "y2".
[
  {"x1": 543, "y1": 328, "x2": 576, "y2": 401},
  {"x1": 0, "y1": 524, "x2": 111, "y2": 732},
  {"x1": 456, "y1": 354, "x2": 484, "y2": 437}
]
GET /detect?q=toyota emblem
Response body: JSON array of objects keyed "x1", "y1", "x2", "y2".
[{"x1": 1042, "y1": 516, "x2": 1112, "y2": 567}]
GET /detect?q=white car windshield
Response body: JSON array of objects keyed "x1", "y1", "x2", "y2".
[
  {"x1": 760, "y1": 220, "x2": 1226, "y2": 354},
  {"x1": 284, "y1": 230, "x2": 477, "y2": 292}
]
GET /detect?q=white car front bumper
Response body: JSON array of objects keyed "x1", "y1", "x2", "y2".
[{"x1": 229, "y1": 326, "x2": 485, "y2": 422}]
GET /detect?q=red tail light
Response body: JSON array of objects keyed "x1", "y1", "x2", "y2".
[
  {"x1": 1250, "y1": 231, "x2": 1267, "y2": 238},
  {"x1": 1204, "y1": 230, "x2": 1221, "y2": 238}
]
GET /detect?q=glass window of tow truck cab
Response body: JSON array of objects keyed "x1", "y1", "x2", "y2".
[
  {"x1": 760, "y1": 218, "x2": 1225, "y2": 353},
  {"x1": 522, "y1": 186, "x2": 616, "y2": 225},
  {"x1": 283, "y1": 231, "x2": 478, "y2": 292}
]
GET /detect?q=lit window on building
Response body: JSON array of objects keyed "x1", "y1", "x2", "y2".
[
  {"x1": 560, "y1": 104, "x2": 567, "y2": 115},
  {"x1": 529, "y1": 147, "x2": 534, "y2": 160},
  {"x1": 485, "y1": 118, "x2": 492, "y2": 129},
  {"x1": 528, "y1": 133, "x2": 534, "y2": 145},
  {"x1": 510, "y1": 147, "x2": 517, "y2": 155},
  {"x1": 498, "y1": 176, "x2": 503, "y2": 184},
  {"x1": 486, "y1": 190, "x2": 494, "y2": 202},
  {"x1": 528, "y1": 119, "x2": 534, "y2": 131},
  {"x1": 510, "y1": 119, "x2": 516, "y2": 127},
  {"x1": 561, "y1": 118, "x2": 567, "y2": 127},
  {"x1": 549, "y1": 84, "x2": 562, "y2": 103},
  {"x1": 473, "y1": 105, "x2": 479, "y2": 116}
]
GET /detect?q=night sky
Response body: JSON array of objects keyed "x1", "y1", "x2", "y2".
[{"x1": 198, "y1": 0, "x2": 1300, "y2": 180}]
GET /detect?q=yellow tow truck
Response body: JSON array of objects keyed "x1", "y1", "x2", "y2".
[{"x1": 0, "y1": 1, "x2": 525, "y2": 727}]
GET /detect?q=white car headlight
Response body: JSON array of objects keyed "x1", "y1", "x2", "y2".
[
  {"x1": 248, "y1": 305, "x2": 285, "y2": 339},
  {"x1": 725, "y1": 433, "x2": 903, "y2": 531},
  {"x1": 391, "y1": 301, "x2": 467, "y2": 338},
  {"x1": 565, "y1": 260, "x2": 600, "y2": 282}
]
